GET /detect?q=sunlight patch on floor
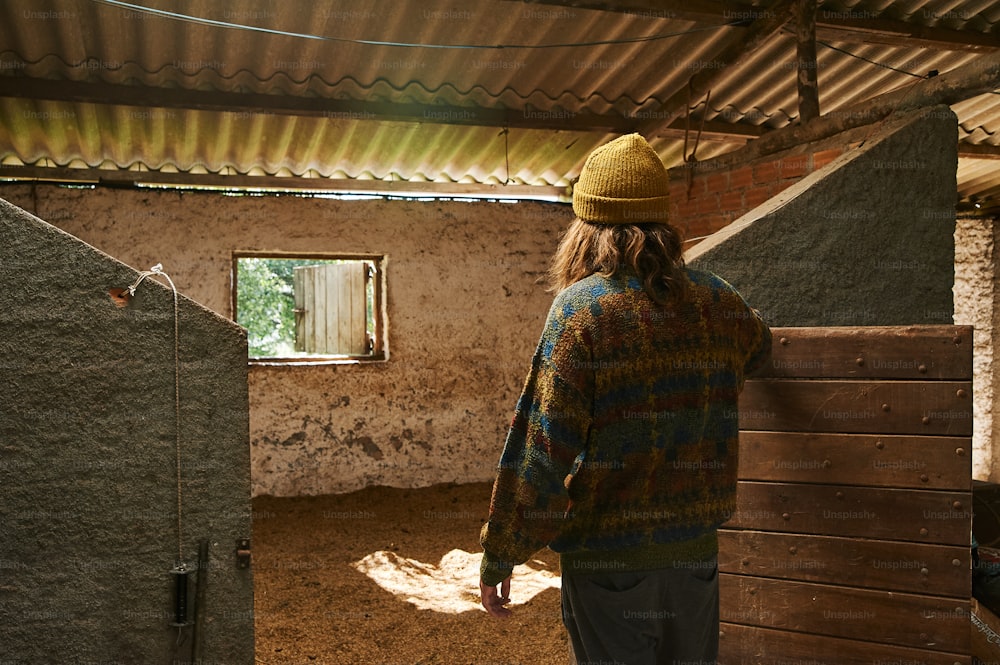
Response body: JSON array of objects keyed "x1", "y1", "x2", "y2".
[{"x1": 352, "y1": 548, "x2": 560, "y2": 613}]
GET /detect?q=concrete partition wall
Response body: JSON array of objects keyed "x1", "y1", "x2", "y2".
[
  {"x1": 0, "y1": 199, "x2": 253, "y2": 663},
  {"x1": 687, "y1": 105, "x2": 957, "y2": 327}
]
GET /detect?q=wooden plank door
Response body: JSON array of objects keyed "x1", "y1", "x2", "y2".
[
  {"x1": 719, "y1": 325, "x2": 973, "y2": 664},
  {"x1": 293, "y1": 262, "x2": 368, "y2": 355}
]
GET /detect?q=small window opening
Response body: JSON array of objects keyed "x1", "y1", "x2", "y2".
[{"x1": 232, "y1": 253, "x2": 385, "y2": 362}]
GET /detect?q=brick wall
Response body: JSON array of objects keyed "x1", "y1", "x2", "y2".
[{"x1": 669, "y1": 147, "x2": 848, "y2": 245}]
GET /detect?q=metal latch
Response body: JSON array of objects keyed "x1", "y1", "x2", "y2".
[{"x1": 236, "y1": 538, "x2": 251, "y2": 569}]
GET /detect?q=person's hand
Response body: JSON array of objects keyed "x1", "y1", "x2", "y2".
[{"x1": 479, "y1": 576, "x2": 512, "y2": 618}]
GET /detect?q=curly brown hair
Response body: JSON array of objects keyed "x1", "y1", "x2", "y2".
[{"x1": 547, "y1": 217, "x2": 686, "y2": 306}]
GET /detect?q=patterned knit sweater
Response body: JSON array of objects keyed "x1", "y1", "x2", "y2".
[{"x1": 480, "y1": 267, "x2": 771, "y2": 585}]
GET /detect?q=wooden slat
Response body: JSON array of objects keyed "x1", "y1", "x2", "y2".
[
  {"x1": 740, "y1": 380, "x2": 973, "y2": 436},
  {"x1": 720, "y1": 574, "x2": 971, "y2": 652},
  {"x1": 719, "y1": 622, "x2": 971, "y2": 665},
  {"x1": 718, "y1": 325, "x2": 973, "y2": 662},
  {"x1": 737, "y1": 431, "x2": 971, "y2": 490},
  {"x1": 308, "y1": 266, "x2": 321, "y2": 354},
  {"x1": 335, "y1": 263, "x2": 352, "y2": 353},
  {"x1": 730, "y1": 481, "x2": 971, "y2": 545},
  {"x1": 719, "y1": 530, "x2": 971, "y2": 597},
  {"x1": 760, "y1": 326, "x2": 973, "y2": 379},
  {"x1": 330, "y1": 262, "x2": 367, "y2": 356},
  {"x1": 350, "y1": 263, "x2": 367, "y2": 354},
  {"x1": 293, "y1": 268, "x2": 305, "y2": 353}
]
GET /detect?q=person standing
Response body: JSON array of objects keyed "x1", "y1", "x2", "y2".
[{"x1": 479, "y1": 133, "x2": 771, "y2": 664}]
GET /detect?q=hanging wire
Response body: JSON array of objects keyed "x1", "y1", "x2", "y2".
[
  {"x1": 817, "y1": 40, "x2": 928, "y2": 79},
  {"x1": 124, "y1": 263, "x2": 183, "y2": 561},
  {"x1": 683, "y1": 87, "x2": 712, "y2": 164},
  {"x1": 500, "y1": 127, "x2": 512, "y2": 185}
]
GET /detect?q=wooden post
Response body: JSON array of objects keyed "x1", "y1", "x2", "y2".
[
  {"x1": 793, "y1": 0, "x2": 820, "y2": 123},
  {"x1": 681, "y1": 49, "x2": 1000, "y2": 171}
]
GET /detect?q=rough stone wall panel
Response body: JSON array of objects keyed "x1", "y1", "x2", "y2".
[
  {"x1": 0, "y1": 198, "x2": 253, "y2": 663},
  {"x1": 687, "y1": 106, "x2": 957, "y2": 327}
]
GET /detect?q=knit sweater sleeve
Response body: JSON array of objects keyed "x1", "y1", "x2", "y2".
[{"x1": 480, "y1": 293, "x2": 593, "y2": 586}]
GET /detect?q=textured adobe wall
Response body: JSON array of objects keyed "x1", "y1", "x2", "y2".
[
  {"x1": 687, "y1": 106, "x2": 957, "y2": 327},
  {"x1": 0, "y1": 185, "x2": 571, "y2": 495},
  {"x1": 954, "y1": 213, "x2": 1000, "y2": 481},
  {"x1": 0, "y1": 198, "x2": 252, "y2": 662}
]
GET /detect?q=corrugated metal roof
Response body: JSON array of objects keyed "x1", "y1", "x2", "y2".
[{"x1": 1, "y1": 0, "x2": 1000, "y2": 202}]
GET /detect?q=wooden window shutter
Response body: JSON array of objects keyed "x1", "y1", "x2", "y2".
[{"x1": 293, "y1": 262, "x2": 368, "y2": 355}]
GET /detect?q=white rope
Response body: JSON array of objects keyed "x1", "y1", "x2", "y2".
[{"x1": 125, "y1": 264, "x2": 183, "y2": 561}]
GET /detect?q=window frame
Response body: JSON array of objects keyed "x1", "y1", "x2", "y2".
[{"x1": 231, "y1": 250, "x2": 386, "y2": 365}]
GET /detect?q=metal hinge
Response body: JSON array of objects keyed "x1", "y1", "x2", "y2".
[{"x1": 236, "y1": 538, "x2": 251, "y2": 569}]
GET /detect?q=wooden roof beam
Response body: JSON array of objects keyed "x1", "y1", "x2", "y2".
[
  {"x1": 499, "y1": 0, "x2": 766, "y2": 25},
  {"x1": 503, "y1": 0, "x2": 1000, "y2": 51},
  {"x1": 699, "y1": 50, "x2": 1000, "y2": 170},
  {"x1": 0, "y1": 75, "x2": 764, "y2": 140},
  {"x1": 958, "y1": 143, "x2": 1000, "y2": 159},
  {"x1": 793, "y1": 0, "x2": 820, "y2": 123},
  {"x1": 813, "y1": 10, "x2": 1000, "y2": 52},
  {"x1": 0, "y1": 76, "x2": 631, "y2": 133}
]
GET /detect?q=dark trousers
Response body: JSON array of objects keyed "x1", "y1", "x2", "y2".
[{"x1": 561, "y1": 558, "x2": 719, "y2": 665}]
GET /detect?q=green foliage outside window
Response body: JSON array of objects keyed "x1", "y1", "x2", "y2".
[{"x1": 236, "y1": 257, "x2": 313, "y2": 357}]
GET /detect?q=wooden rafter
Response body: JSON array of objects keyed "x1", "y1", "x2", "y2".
[
  {"x1": 502, "y1": 0, "x2": 1000, "y2": 52},
  {"x1": 0, "y1": 76, "x2": 630, "y2": 134},
  {"x1": 793, "y1": 0, "x2": 820, "y2": 123},
  {"x1": 0, "y1": 76, "x2": 764, "y2": 140},
  {"x1": 813, "y1": 10, "x2": 1000, "y2": 53},
  {"x1": 694, "y1": 50, "x2": 1000, "y2": 170},
  {"x1": 958, "y1": 142, "x2": 1000, "y2": 159}
]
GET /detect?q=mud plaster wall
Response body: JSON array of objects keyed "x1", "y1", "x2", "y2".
[
  {"x1": 955, "y1": 213, "x2": 1000, "y2": 482},
  {"x1": 0, "y1": 185, "x2": 572, "y2": 496},
  {"x1": 0, "y1": 198, "x2": 252, "y2": 662}
]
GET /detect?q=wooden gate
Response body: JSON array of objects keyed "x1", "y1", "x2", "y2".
[{"x1": 719, "y1": 326, "x2": 974, "y2": 664}]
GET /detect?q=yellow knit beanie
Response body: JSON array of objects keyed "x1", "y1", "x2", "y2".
[{"x1": 572, "y1": 133, "x2": 670, "y2": 225}]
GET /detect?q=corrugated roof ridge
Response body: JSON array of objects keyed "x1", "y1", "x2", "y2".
[{"x1": 8, "y1": 152, "x2": 560, "y2": 186}]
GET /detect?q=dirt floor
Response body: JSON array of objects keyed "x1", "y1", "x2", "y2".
[{"x1": 252, "y1": 482, "x2": 568, "y2": 665}]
